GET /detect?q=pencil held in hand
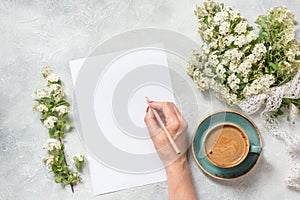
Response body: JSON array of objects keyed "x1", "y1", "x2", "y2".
[{"x1": 146, "y1": 97, "x2": 181, "y2": 154}]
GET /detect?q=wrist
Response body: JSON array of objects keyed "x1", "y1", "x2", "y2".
[{"x1": 165, "y1": 153, "x2": 188, "y2": 175}]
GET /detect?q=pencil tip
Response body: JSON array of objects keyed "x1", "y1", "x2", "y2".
[{"x1": 145, "y1": 96, "x2": 150, "y2": 102}]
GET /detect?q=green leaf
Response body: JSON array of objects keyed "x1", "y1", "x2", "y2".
[
  {"x1": 55, "y1": 176, "x2": 63, "y2": 183},
  {"x1": 276, "y1": 108, "x2": 284, "y2": 116},
  {"x1": 58, "y1": 154, "x2": 64, "y2": 164},
  {"x1": 239, "y1": 83, "x2": 246, "y2": 90},
  {"x1": 61, "y1": 113, "x2": 68, "y2": 119},
  {"x1": 49, "y1": 129, "x2": 55, "y2": 138},
  {"x1": 269, "y1": 62, "x2": 279, "y2": 70},
  {"x1": 282, "y1": 98, "x2": 292, "y2": 104},
  {"x1": 203, "y1": 16, "x2": 209, "y2": 25}
]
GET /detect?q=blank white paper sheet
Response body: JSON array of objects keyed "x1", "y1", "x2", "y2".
[{"x1": 69, "y1": 46, "x2": 175, "y2": 195}]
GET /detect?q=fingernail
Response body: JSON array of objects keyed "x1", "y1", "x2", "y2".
[
  {"x1": 146, "y1": 106, "x2": 150, "y2": 112},
  {"x1": 149, "y1": 101, "x2": 154, "y2": 103}
]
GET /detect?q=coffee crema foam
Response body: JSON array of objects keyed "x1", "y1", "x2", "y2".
[{"x1": 204, "y1": 124, "x2": 249, "y2": 168}]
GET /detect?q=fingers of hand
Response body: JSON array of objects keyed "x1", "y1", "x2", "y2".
[{"x1": 144, "y1": 107, "x2": 160, "y2": 136}]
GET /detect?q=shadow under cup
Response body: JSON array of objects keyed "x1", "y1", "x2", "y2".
[{"x1": 204, "y1": 123, "x2": 262, "y2": 168}]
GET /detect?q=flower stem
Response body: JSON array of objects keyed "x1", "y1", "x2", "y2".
[{"x1": 58, "y1": 135, "x2": 75, "y2": 193}]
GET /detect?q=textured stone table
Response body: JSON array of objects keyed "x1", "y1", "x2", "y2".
[{"x1": 1, "y1": 0, "x2": 300, "y2": 199}]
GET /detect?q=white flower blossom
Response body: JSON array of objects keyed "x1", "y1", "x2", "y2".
[
  {"x1": 34, "y1": 104, "x2": 48, "y2": 112},
  {"x1": 223, "y1": 35, "x2": 235, "y2": 46},
  {"x1": 286, "y1": 49, "x2": 295, "y2": 62},
  {"x1": 234, "y1": 35, "x2": 248, "y2": 48},
  {"x1": 52, "y1": 105, "x2": 70, "y2": 115},
  {"x1": 246, "y1": 30, "x2": 258, "y2": 43},
  {"x1": 41, "y1": 66, "x2": 52, "y2": 75},
  {"x1": 227, "y1": 73, "x2": 240, "y2": 91},
  {"x1": 237, "y1": 60, "x2": 252, "y2": 76},
  {"x1": 203, "y1": 0, "x2": 216, "y2": 13},
  {"x1": 216, "y1": 64, "x2": 226, "y2": 79},
  {"x1": 226, "y1": 7, "x2": 240, "y2": 19},
  {"x1": 42, "y1": 138, "x2": 61, "y2": 151},
  {"x1": 43, "y1": 116, "x2": 58, "y2": 129},
  {"x1": 202, "y1": 45, "x2": 210, "y2": 54},
  {"x1": 42, "y1": 155, "x2": 57, "y2": 168},
  {"x1": 203, "y1": 28, "x2": 214, "y2": 40},
  {"x1": 209, "y1": 40, "x2": 218, "y2": 49},
  {"x1": 253, "y1": 43, "x2": 267, "y2": 60},
  {"x1": 219, "y1": 22, "x2": 230, "y2": 35},
  {"x1": 243, "y1": 74, "x2": 275, "y2": 97},
  {"x1": 207, "y1": 53, "x2": 219, "y2": 66},
  {"x1": 194, "y1": 72, "x2": 210, "y2": 91},
  {"x1": 225, "y1": 91, "x2": 238, "y2": 105},
  {"x1": 31, "y1": 89, "x2": 49, "y2": 99},
  {"x1": 214, "y1": 11, "x2": 229, "y2": 23},
  {"x1": 234, "y1": 21, "x2": 248, "y2": 34},
  {"x1": 229, "y1": 62, "x2": 238, "y2": 72},
  {"x1": 224, "y1": 48, "x2": 244, "y2": 64},
  {"x1": 46, "y1": 74, "x2": 60, "y2": 83},
  {"x1": 49, "y1": 84, "x2": 63, "y2": 95},
  {"x1": 72, "y1": 154, "x2": 84, "y2": 162}
]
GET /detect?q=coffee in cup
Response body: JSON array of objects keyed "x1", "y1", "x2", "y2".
[{"x1": 204, "y1": 123, "x2": 250, "y2": 168}]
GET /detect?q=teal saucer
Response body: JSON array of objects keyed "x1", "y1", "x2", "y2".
[{"x1": 192, "y1": 110, "x2": 263, "y2": 180}]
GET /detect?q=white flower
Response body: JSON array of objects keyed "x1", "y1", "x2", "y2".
[
  {"x1": 31, "y1": 89, "x2": 49, "y2": 99},
  {"x1": 219, "y1": 22, "x2": 230, "y2": 35},
  {"x1": 243, "y1": 77, "x2": 248, "y2": 83},
  {"x1": 42, "y1": 138, "x2": 60, "y2": 151},
  {"x1": 227, "y1": 73, "x2": 240, "y2": 91},
  {"x1": 224, "y1": 48, "x2": 244, "y2": 64},
  {"x1": 223, "y1": 35, "x2": 235, "y2": 46},
  {"x1": 225, "y1": 91, "x2": 238, "y2": 105},
  {"x1": 234, "y1": 21, "x2": 248, "y2": 34},
  {"x1": 234, "y1": 35, "x2": 247, "y2": 48},
  {"x1": 216, "y1": 64, "x2": 226, "y2": 79},
  {"x1": 34, "y1": 104, "x2": 48, "y2": 112},
  {"x1": 203, "y1": 28, "x2": 214, "y2": 40},
  {"x1": 49, "y1": 84, "x2": 63, "y2": 95},
  {"x1": 286, "y1": 49, "x2": 295, "y2": 62},
  {"x1": 203, "y1": 0, "x2": 216, "y2": 13},
  {"x1": 207, "y1": 53, "x2": 219, "y2": 66},
  {"x1": 246, "y1": 30, "x2": 258, "y2": 43},
  {"x1": 43, "y1": 116, "x2": 58, "y2": 129},
  {"x1": 72, "y1": 154, "x2": 84, "y2": 162},
  {"x1": 225, "y1": 7, "x2": 240, "y2": 19},
  {"x1": 46, "y1": 74, "x2": 60, "y2": 83},
  {"x1": 238, "y1": 60, "x2": 252, "y2": 76},
  {"x1": 243, "y1": 74, "x2": 275, "y2": 97},
  {"x1": 246, "y1": 54, "x2": 256, "y2": 64},
  {"x1": 202, "y1": 45, "x2": 210, "y2": 54},
  {"x1": 42, "y1": 155, "x2": 57, "y2": 168},
  {"x1": 194, "y1": 72, "x2": 210, "y2": 91},
  {"x1": 187, "y1": 66, "x2": 195, "y2": 77},
  {"x1": 229, "y1": 62, "x2": 238, "y2": 72},
  {"x1": 214, "y1": 11, "x2": 229, "y2": 23},
  {"x1": 41, "y1": 66, "x2": 52, "y2": 75},
  {"x1": 209, "y1": 40, "x2": 218, "y2": 49},
  {"x1": 253, "y1": 43, "x2": 267, "y2": 60},
  {"x1": 52, "y1": 105, "x2": 70, "y2": 115}
]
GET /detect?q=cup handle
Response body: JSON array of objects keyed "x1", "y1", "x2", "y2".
[{"x1": 250, "y1": 145, "x2": 262, "y2": 154}]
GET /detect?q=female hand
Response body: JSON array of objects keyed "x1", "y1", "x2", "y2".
[
  {"x1": 144, "y1": 101, "x2": 188, "y2": 167},
  {"x1": 144, "y1": 101, "x2": 197, "y2": 200}
]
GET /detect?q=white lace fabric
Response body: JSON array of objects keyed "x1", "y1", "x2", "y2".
[{"x1": 239, "y1": 70, "x2": 300, "y2": 191}]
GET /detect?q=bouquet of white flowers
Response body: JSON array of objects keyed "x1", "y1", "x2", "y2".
[{"x1": 187, "y1": 0, "x2": 300, "y2": 116}]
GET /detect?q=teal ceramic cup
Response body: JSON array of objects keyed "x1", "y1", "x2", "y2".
[{"x1": 192, "y1": 110, "x2": 263, "y2": 180}]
